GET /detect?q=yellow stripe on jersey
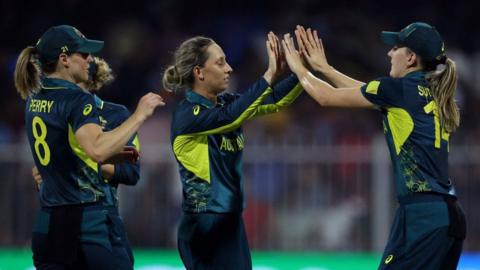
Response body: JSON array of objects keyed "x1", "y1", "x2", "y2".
[
  {"x1": 253, "y1": 83, "x2": 303, "y2": 117},
  {"x1": 194, "y1": 87, "x2": 273, "y2": 135},
  {"x1": 68, "y1": 124, "x2": 98, "y2": 172},
  {"x1": 366, "y1": 81, "x2": 381, "y2": 95},
  {"x1": 387, "y1": 108, "x2": 414, "y2": 154}
]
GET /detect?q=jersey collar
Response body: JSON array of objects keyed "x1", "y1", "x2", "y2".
[
  {"x1": 41, "y1": 77, "x2": 81, "y2": 90},
  {"x1": 404, "y1": 70, "x2": 426, "y2": 79},
  {"x1": 185, "y1": 90, "x2": 216, "y2": 108},
  {"x1": 93, "y1": 94, "x2": 104, "y2": 110}
]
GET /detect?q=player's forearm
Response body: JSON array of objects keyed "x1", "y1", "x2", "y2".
[
  {"x1": 319, "y1": 66, "x2": 364, "y2": 88},
  {"x1": 296, "y1": 68, "x2": 336, "y2": 106},
  {"x1": 269, "y1": 74, "x2": 300, "y2": 103},
  {"x1": 252, "y1": 76, "x2": 303, "y2": 117},
  {"x1": 93, "y1": 113, "x2": 144, "y2": 162}
]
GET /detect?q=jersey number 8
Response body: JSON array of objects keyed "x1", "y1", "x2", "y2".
[{"x1": 32, "y1": 116, "x2": 51, "y2": 166}]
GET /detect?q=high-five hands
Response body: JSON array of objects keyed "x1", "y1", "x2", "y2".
[
  {"x1": 263, "y1": 31, "x2": 287, "y2": 85},
  {"x1": 281, "y1": 33, "x2": 307, "y2": 76},
  {"x1": 295, "y1": 25, "x2": 331, "y2": 72}
]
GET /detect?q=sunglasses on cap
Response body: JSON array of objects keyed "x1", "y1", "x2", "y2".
[
  {"x1": 59, "y1": 51, "x2": 91, "y2": 59},
  {"x1": 73, "y1": 52, "x2": 91, "y2": 59}
]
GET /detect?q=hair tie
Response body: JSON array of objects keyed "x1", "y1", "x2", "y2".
[
  {"x1": 440, "y1": 55, "x2": 447, "y2": 65},
  {"x1": 436, "y1": 54, "x2": 447, "y2": 65}
]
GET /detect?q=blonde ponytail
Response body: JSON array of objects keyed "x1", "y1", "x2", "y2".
[
  {"x1": 426, "y1": 58, "x2": 460, "y2": 133},
  {"x1": 14, "y1": 46, "x2": 42, "y2": 100}
]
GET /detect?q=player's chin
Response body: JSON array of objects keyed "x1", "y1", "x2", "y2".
[
  {"x1": 389, "y1": 69, "x2": 395, "y2": 78},
  {"x1": 81, "y1": 76, "x2": 90, "y2": 84},
  {"x1": 81, "y1": 71, "x2": 90, "y2": 82},
  {"x1": 219, "y1": 82, "x2": 229, "y2": 92}
]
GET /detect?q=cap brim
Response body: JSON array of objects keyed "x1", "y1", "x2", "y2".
[
  {"x1": 380, "y1": 31, "x2": 401, "y2": 46},
  {"x1": 77, "y1": 39, "x2": 104, "y2": 54}
]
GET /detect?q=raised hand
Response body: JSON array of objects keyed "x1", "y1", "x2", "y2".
[
  {"x1": 133, "y1": 92, "x2": 165, "y2": 122},
  {"x1": 295, "y1": 25, "x2": 330, "y2": 72},
  {"x1": 263, "y1": 31, "x2": 287, "y2": 85},
  {"x1": 281, "y1": 33, "x2": 308, "y2": 76}
]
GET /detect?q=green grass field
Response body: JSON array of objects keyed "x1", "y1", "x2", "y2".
[{"x1": 0, "y1": 249, "x2": 478, "y2": 270}]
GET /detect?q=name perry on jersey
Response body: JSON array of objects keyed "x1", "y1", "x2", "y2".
[{"x1": 29, "y1": 99, "x2": 54, "y2": 113}]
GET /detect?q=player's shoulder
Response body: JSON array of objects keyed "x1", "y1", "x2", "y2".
[
  {"x1": 364, "y1": 76, "x2": 403, "y2": 91},
  {"x1": 102, "y1": 101, "x2": 130, "y2": 115},
  {"x1": 41, "y1": 77, "x2": 85, "y2": 95},
  {"x1": 173, "y1": 98, "x2": 199, "y2": 120},
  {"x1": 51, "y1": 88, "x2": 96, "y2": 109},
  {"x1": 101, "y1": 101, "x2": 131, "y2": 123}
]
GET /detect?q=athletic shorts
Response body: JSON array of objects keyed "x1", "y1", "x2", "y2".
[
  {"x1": 378, "y1": 193, "x2": 466, "y2": 270},
  {"x1": 177, "y1": 212, "x2": 252, "y2": 270},
  {"x1": 32, "y1": 204, "x2": 133, "y2": 270}
]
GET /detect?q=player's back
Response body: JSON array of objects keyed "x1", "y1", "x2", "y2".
[
  {"x1": 362, "y1": 71, "x2": 455, "y2": 197},
  {"x1": 25, "y1": 77, "x2": 105, "y2": 207}
]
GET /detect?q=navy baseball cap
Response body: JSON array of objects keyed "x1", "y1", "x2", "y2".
[
  {"x1": 380, "y1": 22, "x2": 445, "y2": 62},
  {"x1": 35, "y1": 25, "x2": 104, "y2": 63}
]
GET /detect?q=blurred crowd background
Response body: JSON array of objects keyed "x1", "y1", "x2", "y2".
[{"x1": 1, "y1": 0, "x2": 479, "y2": 253}]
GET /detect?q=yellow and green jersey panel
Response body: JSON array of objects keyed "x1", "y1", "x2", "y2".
[{"x1": 361, "y1": 71, "x2": 455, "y2": 198}]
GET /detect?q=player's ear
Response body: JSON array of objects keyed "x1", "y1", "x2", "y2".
[
  {"x1": 407, "y1": 51, "x2": 419, "y2": 67},
  {"x1": 58, "y1": 53, "x2": 69, "y2": 68},
  {"x1": 193, "y1": 66, "x2": 204, "y2": 81}
]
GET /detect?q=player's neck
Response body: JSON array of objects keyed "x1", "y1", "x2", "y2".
[
  {"x1": 192, "y1": 86, "x2": 218, "y2": 105},
  {"x1": 46, "y1": 70, "x2": 76, "y2": 85},
  {"x1": 400, "y1": 66, "x2": 422, "y2": 78}
]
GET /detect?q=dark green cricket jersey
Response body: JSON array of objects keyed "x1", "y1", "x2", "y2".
[
  {"x1": 93, "y1": 95, "x2": 141, "y2": 206},
  {"x1": 25, "y1": 77, "x2": 107, "y2": 207},
  {"x1": 361, "y1": 71, "x2": 456, "y2": 198},
  {"x1": 171, "y1": 75, "x2": 302, "y2": 213}
]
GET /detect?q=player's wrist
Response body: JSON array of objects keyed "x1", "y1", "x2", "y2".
[
  {"x1": 263, "y1": 71, "x2": 274, "y2": 86},
  {"x1": 313, "y1": 63, "x2": 333, "y2": 73}
]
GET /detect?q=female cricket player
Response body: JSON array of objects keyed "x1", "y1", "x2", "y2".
[
  {"x1": 163, "y1": 32, "x2": 303, "y2": 269},
  {"x1": 282, "y1": 23, "x2": 466, "y2": 270},
  {"x1": 31, "y1": 56, "x2": 140, "y2": 268},
  {"x1": 14, "y1": 25, "x2": 163, "y2": 269}
]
